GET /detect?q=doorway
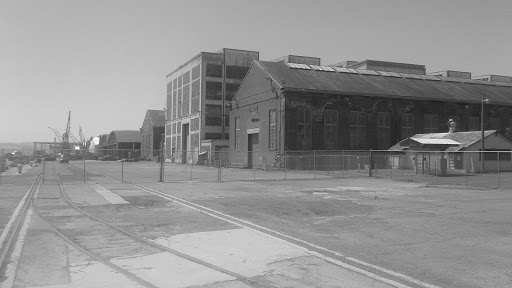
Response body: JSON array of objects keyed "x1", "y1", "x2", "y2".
[
  {"x1": 247, "y1": 133, "x2": 259, "y2": 169},
  {"x1": 182, "y1": 123, "x2": 189, "y2": 163}
]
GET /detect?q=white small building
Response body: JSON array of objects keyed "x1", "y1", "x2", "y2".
[{"x1": 390, "y1": 128, "x2": 512, "y2": 173}]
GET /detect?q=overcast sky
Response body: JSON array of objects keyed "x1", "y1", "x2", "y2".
[{"x1": 2, "y1": 0, "x2": 511, "y2": 143}]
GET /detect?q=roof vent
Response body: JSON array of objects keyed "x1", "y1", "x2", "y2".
[{"x1": 447, "y1": 119, "x2": 457, "y2": 133}]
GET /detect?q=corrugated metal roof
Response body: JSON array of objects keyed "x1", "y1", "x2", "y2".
[
  {"x1": 256, "y1": 61, "x2": 512, "y2": 106},
  {"x1": 410, "y1": 138, "x2": 460, "y2": 145},
  {"x1": 390, "y1": 130, "x2": 498, "y2": 151}
]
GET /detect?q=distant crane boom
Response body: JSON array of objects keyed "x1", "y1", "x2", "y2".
[{"x1": 48, "y1": 127, "x2": 63, "y2": 142}]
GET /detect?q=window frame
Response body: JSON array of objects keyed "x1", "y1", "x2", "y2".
[
  {"x1": 269, "y1": 110, "x2": 277, "y2": 150},
  {"x1": 323, "y1": 109, "x2": 338, "y2": 150},
  {"x1": 234, "y1": 117, "x2": 240, "y2": 151}
]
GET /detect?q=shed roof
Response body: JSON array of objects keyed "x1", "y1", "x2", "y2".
[
  {"x1": 410, "y1": 138, "x2": 461, "y2": 145},
  {"x1": 390, "y1": 130, "x2": 497, "y2": 151},
  {"x1": 253, "y1": 61, "x2": 512, "y2": 106}
]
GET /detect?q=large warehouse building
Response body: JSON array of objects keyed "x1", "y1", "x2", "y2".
[{"x1": 229, "y1": 61, "x2": 512, "y2": 169}]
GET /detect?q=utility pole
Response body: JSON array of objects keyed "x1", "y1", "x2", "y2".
[
  {"x1": 221, "y1": 49, "x2": 226, "y2": 140},
  {"x1": 481, "y1": 93, "x2": 489, "y2": 174}
]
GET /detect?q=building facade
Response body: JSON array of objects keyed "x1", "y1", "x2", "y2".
[
  {"x1": 141, "y1": 110, "x2": 165, "y2": 161},
  {"x1": 229, "y1": 61, "x2": 512, "y2": 169},
  {"x1": 165, "y1": 48, "x2": 259, "y2": 163}
]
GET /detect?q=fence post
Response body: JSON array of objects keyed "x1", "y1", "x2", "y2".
[
  {"x1": 43, "y1": 159, "x2": 45, "y2": 184},
  {"x1": 498, "y1": 151, "x2": 500, "y2": 188},
  {"x1": 190, "y1": 150, "x2": 193, "y2": 181},
  {"x1": 313, "y1": 151, "x2": 316, "y2": 179},
  {"x1": 83, "y1": 158, "x2": 86, "y2": 183},
  {"x1": 464, "y1": 153, "x2": 467, "y2": 186},
  {"x1": 435, "y1": 152, "x2": 438, "y2": 184},
  {"x1": 389, "y1": 151, "x2": 392, "y2": 179},
  {"x1": 218, "y1": 150, "x2": 222, "y2": 182},
  {"x1": 160, "y1": 136, "x2": 165, "y2": 182},
  {"x1": 121, "y1": 160, "x2": 124, "y2": 183},
  {"x1": 284, "y1": 151, "x2": 287, "y2": 180},
  {"x1": 369, "y1": 150, "x2": 372, "y2": 177}
]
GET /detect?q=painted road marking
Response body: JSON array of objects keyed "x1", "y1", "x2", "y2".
[
  {"x1": 135, "y1": 184, "x2": 442, "y2": 288},
  {"x1": 92, "y1": 184, "x2": 129, "y2": 205}
]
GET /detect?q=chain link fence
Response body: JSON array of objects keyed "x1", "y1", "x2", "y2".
[{"x1": 2, "y1": 148, "x2": 511, "y2": 189}]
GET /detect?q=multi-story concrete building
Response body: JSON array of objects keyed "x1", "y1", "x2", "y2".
[{"x1": 165, "y1": 48, "x2": 259, "y2": 163}]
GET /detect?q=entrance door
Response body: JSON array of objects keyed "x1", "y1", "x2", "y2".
[
  {"x1": 182, "y1": 123, "x2": 189, "y2": 163},
  {"x1": 247, "y1": 133, "x2": 259, "y2": 169}
]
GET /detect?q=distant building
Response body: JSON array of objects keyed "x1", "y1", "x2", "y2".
[
  {"x1": 165, "y1": 48, "x2": 259, "y2": 163},
  {"x1": 229, "y1": 61, "x2": 512, "y2": 169},
  {"x1": 428, "y1": 70, "x2": 472, "y2": 79},
  {"x1": 141, "y1": 110, "x2": 165, "y2": 161},
  {"x1": 270, "y1": 55, "x2": 321, "y2": 65},
  {"x1": 472, "y1": 74, "x2": 512, "y2": 83},
  {"x1": 333, "y1": 59, "x2": 426, "y2": 75},
  {"x1": 98, "y1": 130, "x2": 141, "y2": 159}
]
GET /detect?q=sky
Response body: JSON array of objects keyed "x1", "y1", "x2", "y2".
[{"x1": 1, "y1": 0, "x2": 511, "y2": 143}]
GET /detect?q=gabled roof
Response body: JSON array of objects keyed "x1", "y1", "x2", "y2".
[
  {"x1": 390, "y1": 130, "x2": 498, "y2": 151},
  {"x1": 146, "y1": 110, "x2": 165, "y2": 127},
  {"x1": 252, "y1": 61, "x2": 512, "y2": 106},
  {"x1": 109, "y1": 130, "x2": 142, "y2": 144}
]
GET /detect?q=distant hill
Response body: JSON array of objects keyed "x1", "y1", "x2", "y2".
[{"x1": 0, "y1": 142, "x2": 35, "y2": 154}]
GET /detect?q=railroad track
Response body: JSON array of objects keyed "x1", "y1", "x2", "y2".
[
  {"x1": 2, "y1": 161, "x2": 276, "y2": 288},
  {"x1": 0, "y1": 167, "x2": 43, "y2": 285}
]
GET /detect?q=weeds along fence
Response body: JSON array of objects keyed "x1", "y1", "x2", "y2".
[{"x1": 2, "y1": 148, "x2": 511, "y2": 189}]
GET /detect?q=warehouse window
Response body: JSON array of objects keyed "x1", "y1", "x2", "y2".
[
  {"x1": 269, "y1": 110, "x2": 277, "y2": 150},
  {"x1": 378, "y1": 112, "x2": 391, "y2": 149},
  {"x1": 350, "y1": 111, "x2": 366, "y2": 149},
  {"x1": 177, "y1": 121, "x2": 181, "y2": 134},
  {"x1": 191, "y1": 118, "x2": 199, "y2": 131},
  {"x1": 182, "y1": 85, "x2": 190, "y2": 117},
  {"x1": 226, "y1": 65, "x2": 249, "y2": 80},
  {"x1": 172, "y1": 91, "x2": 177, "y2": 120},
  {"x1": 191, "y1": 65, "x2": 200, "y2": 80},
  {"x1": 205, "y1": 104, "x2": 222, "y2": 126},
  {"x1": 205, "y1": 81, "x2": 222, "y2": 100},
  {"x1": 297, "y1": 108, "x2": 312, "y2": 150},
  {"x1": 182, "y1": 71, "x2": 190, "y2": 85},
  {"x1": 424, "y1": 114, "x2": 438, "y2": 133},
  {"x1": 468, "y1": 116, "x2": 479, "y2": 131},
  {"x1": 191, "y1": 80, "x2": 200, "y2": 114},
  {"x1": 191, "y1": 133, "x2": 199, "y2": 148},
  {"x1": 226, "y1": 83, "x2": 240, "y2": 101},
  {"x1": 206, "y1": 64, "x2": 222, "y2": 78},
  {"x1": 177, "y1": 89, "x2": 182, "y2": 118},
  {"x1": 234, "y1": 117, "x2": 240, "y2": 151},
  {"x1": 324, "y1": 110, "x2": 338, "y2": 150},
  {"x1": 172, "y1": 123, "x2": 176, "y2": 134},
  {"x1": 173, "y1": 78, "x2": 177, "y2": 90}
]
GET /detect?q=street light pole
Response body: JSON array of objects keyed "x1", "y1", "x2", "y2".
[{"x1": 481, "y1": 93, "x2": 489, "y2": 174}]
